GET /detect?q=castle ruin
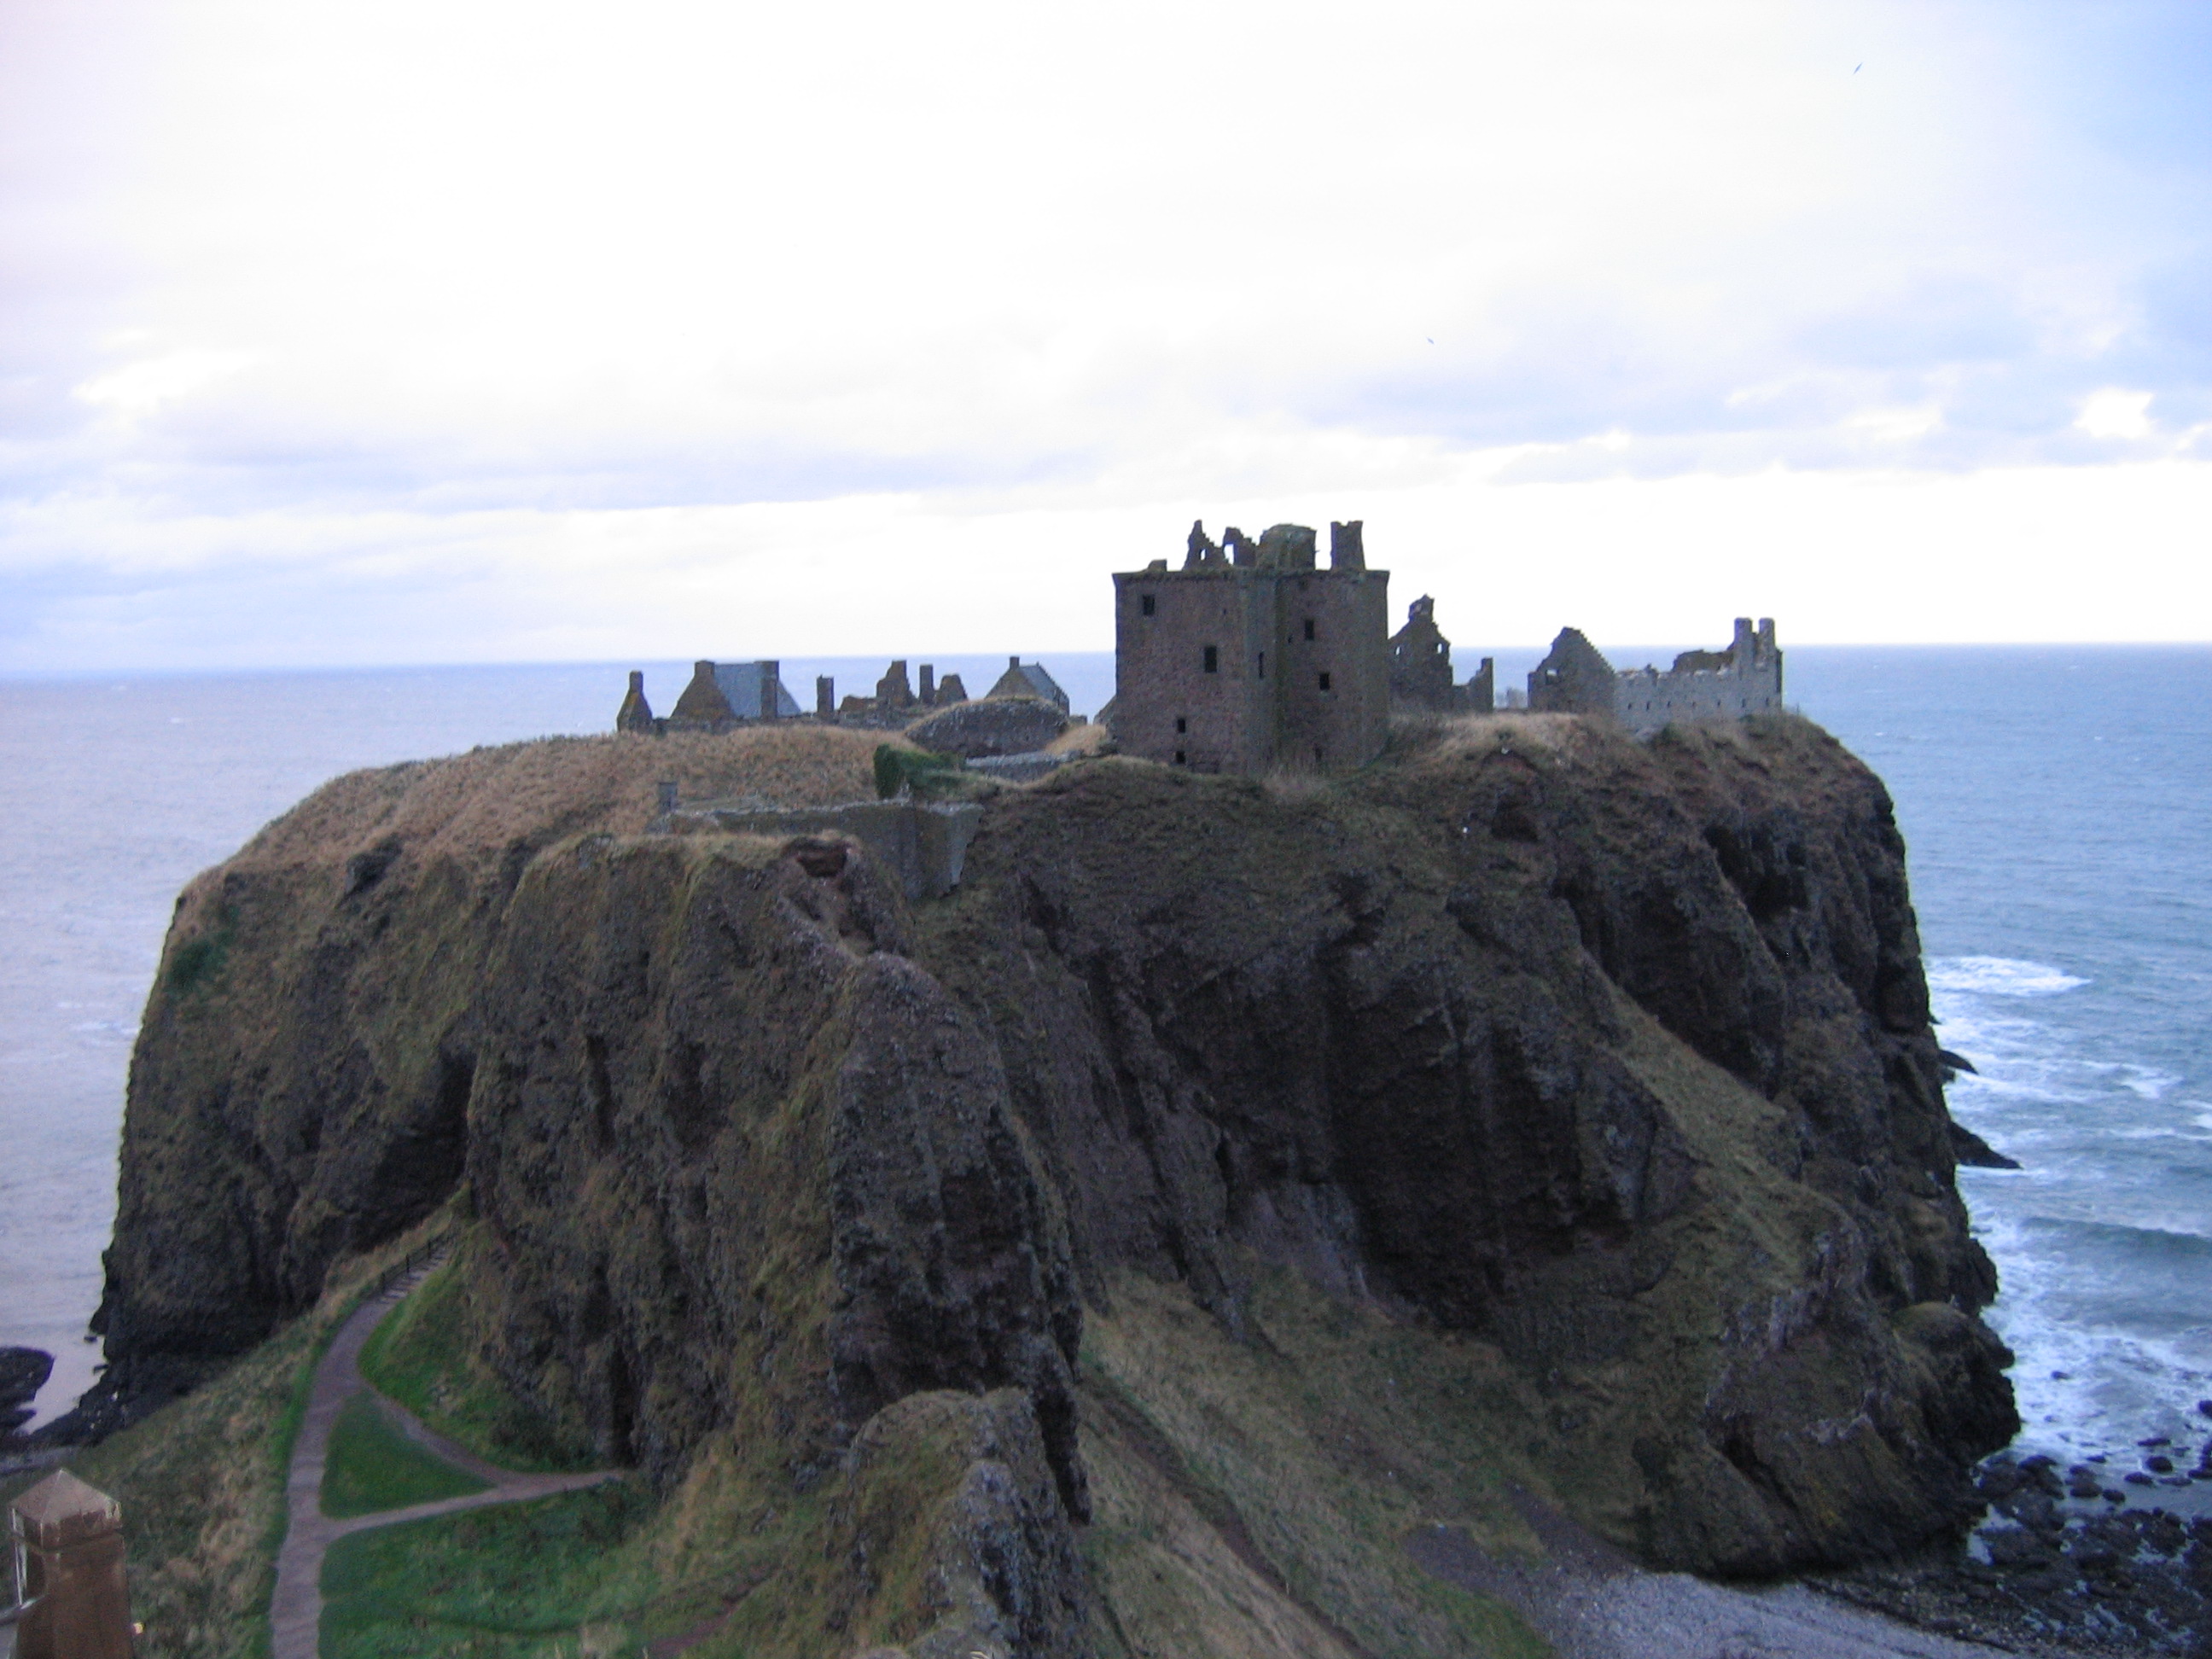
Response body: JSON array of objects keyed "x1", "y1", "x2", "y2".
[
  {"x1": 616, "y1": 656, "x2": 1061, "y2": 736},
  {"x1": 614, "y1": 528, "x2": 1784, "y2": 765},
  {"x1": 1528, "y1": 618, "x2": 1783, "y2": 733},
  {"x1": 1109, "y1": 519, "x2": 1389, "y2": 774},
  {"x1": 1388, "y1": 596, "x2": 1493, "y2": 713}
]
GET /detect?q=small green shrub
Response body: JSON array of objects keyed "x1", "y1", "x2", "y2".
[
  {"x1": 166, "y1": 911, "x2": 236, "y2": 992},
  {"x1": 872, "y1": 744, "x2": 961, "y2": 800}
]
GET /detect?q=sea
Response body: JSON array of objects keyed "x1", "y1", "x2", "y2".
[{"x1": 3, "y1": 647, "x2": 2207, "y2": 1502}]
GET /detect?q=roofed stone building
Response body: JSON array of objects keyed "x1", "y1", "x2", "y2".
[
  {"x1": 987, "y1": 657, "x2": 1068, "y2": 713},
  {"x1": 1110, "y1": 519, "x2": 1388, "y2": 774},
  {"x1": 667, "y1": 661, "x2": 802, "y2": 731}
]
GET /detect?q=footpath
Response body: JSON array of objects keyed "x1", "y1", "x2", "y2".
[{"x1": 267, "y1": 1250, "x2": 618, "y2": 1659}]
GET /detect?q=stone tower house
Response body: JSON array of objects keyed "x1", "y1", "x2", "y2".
[{"x1": 1111, "y1": 520, "x2": 1389, "y2": 774}]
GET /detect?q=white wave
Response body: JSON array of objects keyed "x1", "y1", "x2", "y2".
[
  {"x1": 1927, "y1": 955, "x2": 2089, "y2": 998},
  {"x1": 1947, "y1": 1070, "x2": 2088, "y2": 1107},
  {"x1": 2116, "y1": 1065, "x2": 2181, "y2": 1100}
]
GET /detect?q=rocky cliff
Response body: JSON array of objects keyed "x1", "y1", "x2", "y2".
[{"x1": 90, "y1": 712, "x2": 2017, "y2": 1649}]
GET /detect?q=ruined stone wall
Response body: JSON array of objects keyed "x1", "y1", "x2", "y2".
[
  {"x1": 1615, "y1": 665, "x2": 1784, "y2": 733},
  {"x1": 1527, "y1": 629, "x2": 1620, "y2": 717},
  {"x1": 1532, "y1": 619, "x2": 1784, "y2": 734}
]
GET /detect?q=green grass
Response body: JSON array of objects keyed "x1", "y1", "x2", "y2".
[
  {"x1": 319, "y1": 1483, "x2": 659, "y2": 1659},
  {"x1": 165, "y1": 905, "x2": 236, "y2": 992},
  {"x1": 358, "y1": 1254, "x2": 597, "y2": 1476},
  {"x1": 0, "y1": 1225, "x2": 450, "y2": 1659},
  {"x1": 321, "y1": 1393, "x2": 489, "y2": 1519}
]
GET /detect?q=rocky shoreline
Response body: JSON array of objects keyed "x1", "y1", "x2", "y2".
[{"x1": 1810, "y1": 1425, "x2": 2212, "y2": 1656}]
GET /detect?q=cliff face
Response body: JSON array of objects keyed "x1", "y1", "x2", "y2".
[{"x1": 94, "y1": 713, "x2": 2015, "y2": 1619}]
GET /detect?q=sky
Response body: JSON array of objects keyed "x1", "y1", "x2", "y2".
[{"x1": 2, "y1": 0, "x2": 2209, "y2": 672}]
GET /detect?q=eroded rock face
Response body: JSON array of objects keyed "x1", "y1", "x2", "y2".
[
  {"x1": 458, "y1": 835, "x2": 1086, "y2": 1510},
  {"x1": 826, "y1": 1390, "x2": 1089, "y2": 1659},
  {"x1": 90, "y1": 713, "x2": 2014, "y2": 1583}
]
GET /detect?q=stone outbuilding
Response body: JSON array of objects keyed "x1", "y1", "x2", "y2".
[
  {"x1": 987, "y1": 657, "x2": 1068, "y2": 713},
  {"x1": 667, "y1": 660, "x2": 802, "y2": 731}
]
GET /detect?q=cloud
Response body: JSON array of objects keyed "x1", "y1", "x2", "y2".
[
  {"x1": 3, "y1": 0, "x2": 2209, "y2": 667},
  {"x1": 2075, "y1": 389, "x2": 2155, "y2": 440}
]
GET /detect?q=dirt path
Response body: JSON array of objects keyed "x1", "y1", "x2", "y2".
[
  {"x1": 267, "y1": 1256, "x2": 619, "y2": 1659},
  {"x1": 1406, "y1": 1497, "x2": 2003, "y2": 1659}
]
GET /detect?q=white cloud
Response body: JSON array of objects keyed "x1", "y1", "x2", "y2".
[
  {"x1": 74, "y1": 348, "x2": 253, "y2": 420},
  {"x1": 2075, "y1": 388, "x2": 2156, "y2": 440},
  {"x1": 3, "y1": 0, "x2": 2210, "y2": 666}
]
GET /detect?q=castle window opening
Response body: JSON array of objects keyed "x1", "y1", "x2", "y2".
[
  {"x1": 1203, "y1": 645, "x2": 1219, "y2": 673},
  {"x1": 1175, "y1": 750, "x2": 1186, "y2": 765},
  {"x1": 1175, "y1": 717, "x2": 1187, "y2": 733},
  {"x1": 1318, "y1": 671, "x2": 1331, "y2": 691},
  {"x1": 1141, "y1": 594, "x2": 1155, "y2": 616},
  {"x1": 1258, "y1": 651, "x2": 1266, "y2": 678},
  {"x1": 1303, "y1": 618, "x2": 1315, "y2": 641}
]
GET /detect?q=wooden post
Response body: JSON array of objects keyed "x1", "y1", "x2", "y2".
[{"x1": 9, "y1": 1469, "x2": 134, "y2": 1659}]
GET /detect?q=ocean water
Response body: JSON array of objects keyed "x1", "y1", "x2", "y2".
[
  {"x1": 1785, "y1": 646, "x2": 2212, "y2": 1505},
  {"x1": 2, "y1": 648, "x2": 2206, "y2": 1493}
]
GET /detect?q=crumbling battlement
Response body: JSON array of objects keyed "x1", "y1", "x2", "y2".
[
  {"x1": 1109, "y1": 519, "x2": 1388, "y2": 775},
  {"x1": 1528, "y1": 617, "x2": 1783, "y2": 733}
]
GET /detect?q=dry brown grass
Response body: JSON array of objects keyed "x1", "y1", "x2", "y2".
[
  {"x1": 1260, "y1": 765, "x2": 1334, "y2": 804},
  {"x1": 1045, "y1": 720, "x2": 1113, "y2": 758},
  {"x1": 237, "y1": 725, "x2": 885, "y2": 870},
  {"x1": 1413, "y1": 711, "x2": 1591, "y2": 766}
]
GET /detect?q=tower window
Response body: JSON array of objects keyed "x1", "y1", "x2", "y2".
[
  {"x1": 1140, "y1": 594, "x2": 1155, "y2": 616},
  {"x1": 1203, "y1": 645, "x2": 1218, "y2": 673},
  {"x1": 1318, "y1": 672, "x2": 1332, "y2": 691},
  {"x1": 1175, "y1": 750, "x2": 1186, "y2": 765},
  {"x1": 1258, "y1": 651, "x2": 1266, "y2": 678},
  {"x1": 1303, "y1": 619, "x2": 1315, "y2": 641},
  {"x1": 1175, "y1": 717, "x2": 1187, "y2": 733}
]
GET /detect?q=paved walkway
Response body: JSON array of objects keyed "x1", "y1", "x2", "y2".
[{"x1": 268, "y1": 1252, "x2": 619, "y2": 1659}]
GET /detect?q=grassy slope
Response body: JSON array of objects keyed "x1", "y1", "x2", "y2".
[
  {"x1": 1078, "y1": 1272, "x2": 1551, "y2": 1659},
  {"x1": 360, "y1": 1256, "x2": 597, "y2": 1475},
  {"x1": 320, "y1": 1393, "x2": 488, "y2": 1518},
  {"x1": 320, "y1": 1484, "x2": 661, "y2": 1659},
  {"x1": 0, "y1": 1221, "x2": 447, "y2": 1659}
]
